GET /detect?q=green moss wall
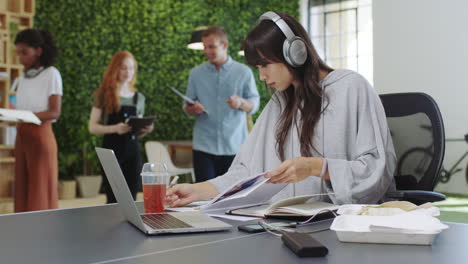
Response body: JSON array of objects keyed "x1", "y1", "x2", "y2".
[{"x1": 34, "y1": 0, "x2": 299, "y2": 177}]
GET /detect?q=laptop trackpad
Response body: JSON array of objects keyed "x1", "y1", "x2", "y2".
[{"x1": 168, "y1": 212, "x2": 228, "y2": 228}]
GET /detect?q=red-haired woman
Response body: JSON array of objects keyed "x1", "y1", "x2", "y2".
[{"x1": 89, "y1": 51, "x2": 153, "y2": 203}]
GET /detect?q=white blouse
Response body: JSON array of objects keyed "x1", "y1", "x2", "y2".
[{"x1": 16, "y1": 66, "x2": 63, "y2": 113}]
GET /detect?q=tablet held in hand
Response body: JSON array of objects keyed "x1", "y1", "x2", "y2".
[{"x1": 126, "y1": 115, "x2": 156, "y2": 133}]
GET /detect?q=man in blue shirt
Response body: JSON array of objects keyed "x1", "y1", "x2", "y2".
[{"x1": 185, "y1": 25, "x2": 260, "y2": 182}]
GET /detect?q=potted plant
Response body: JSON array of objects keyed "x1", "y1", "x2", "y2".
[
  {"x1": 58, "y1": 152, "x2": 78, "y2": 200},
  {"x1": 75, "y1": 146, "x2": 102, "y2": 198}
]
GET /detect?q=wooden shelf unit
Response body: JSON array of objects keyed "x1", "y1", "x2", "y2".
[
  {"x1": 0, "y1": 144, "x2": 14, "y2": 197},
  {"x1": 0, "y1": 0, "x2": 35, "y2": 200}
]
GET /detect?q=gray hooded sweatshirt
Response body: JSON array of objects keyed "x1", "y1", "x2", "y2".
[{"x1": 208, "y1": 69, "x2": 396, "y2": 205}]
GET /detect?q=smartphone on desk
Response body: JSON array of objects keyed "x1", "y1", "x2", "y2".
[{"x1": 238, "y1": 222, "x2": 297, "y2": 233}]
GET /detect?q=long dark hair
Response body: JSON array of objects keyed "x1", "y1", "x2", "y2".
[
  {"x1": 243, "y1": 12, "x2": 333, "y2": 160},
  {"x1": 14, "y1": 29, "x2": 58, "y2": 67}
]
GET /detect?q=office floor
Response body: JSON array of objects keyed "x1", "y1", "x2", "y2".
[{"x1": 435, "y1": 193, "x2": 468, "y2": 223}]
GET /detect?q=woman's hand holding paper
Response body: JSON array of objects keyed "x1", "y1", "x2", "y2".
[
  {"x1": 166, "y1": 182, "x2": 219, "y2": 207},
  {"x1": 265, "y1": 157, "x2": 328, "y2": 183}
]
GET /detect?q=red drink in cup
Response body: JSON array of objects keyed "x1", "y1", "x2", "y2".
[
  {"x1": 143, "y1": 184, "x2": 167, "y2": 213},
  {"x1": 141, "y1": 163, "x2": 170, "y2": 213}
]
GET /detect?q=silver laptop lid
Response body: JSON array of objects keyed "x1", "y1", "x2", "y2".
[{"x1": 95, "y1": 147, "x2": 148, "y2": 232}]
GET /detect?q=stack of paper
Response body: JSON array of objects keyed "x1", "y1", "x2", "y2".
[
  {"x1": 169, "y1": 172, "x2": 287, "y2": 221},
  {"x1": 0, "y1": 108, "x2": 41, "y2": 125},
  {"x1": 228, "y1": 194, "x2": 338, "y2": 218},
  {"x1": 199, "y1": 172, "x2": 286, "y2": 211}
]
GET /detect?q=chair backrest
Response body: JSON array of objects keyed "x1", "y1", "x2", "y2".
[
  {"x1": 380, "y1": 92, "x2": 445, "y2": 192},
  {"x1": 145, "y1": 141, "x2": 178, "y2": 171}
]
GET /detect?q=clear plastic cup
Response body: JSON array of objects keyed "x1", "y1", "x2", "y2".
[{"x1": 141, "y1": 162, "x2": 171, "y2": 213}]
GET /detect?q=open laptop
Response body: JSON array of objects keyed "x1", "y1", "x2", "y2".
[{"x1": 96, "y1": 147, "x2": 231, "y2": 235}]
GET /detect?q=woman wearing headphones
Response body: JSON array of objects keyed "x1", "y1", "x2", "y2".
[
  {"x1": 89, "y1": 51, "x2": 153, "y2": 203},
  {"x1": 167, "y1": 12, "x2": 396, "y2": 206},
  {"x1": 14, "y1": 29, "x2": 62, "y2": 212}
]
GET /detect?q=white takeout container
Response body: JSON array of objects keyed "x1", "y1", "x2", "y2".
[{"x1": 330, "y1": 215, "x2": 443, "y2": 245}]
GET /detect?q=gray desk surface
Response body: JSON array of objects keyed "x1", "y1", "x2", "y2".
[{"x1": 0, "y1": 203, "x2": 467, "y2": 264}]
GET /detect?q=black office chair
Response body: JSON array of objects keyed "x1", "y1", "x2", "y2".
[{"x1": 380, "y1": 92, "x2": 446, "y2": 205}]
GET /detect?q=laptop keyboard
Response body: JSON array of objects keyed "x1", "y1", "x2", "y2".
[{"x1": 142, "y1": 214, "x2": 193, "y2": 229}]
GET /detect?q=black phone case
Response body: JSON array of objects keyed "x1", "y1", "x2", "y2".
[
  {"x1": 281, "y1": 231, "x2": 328, "y2": 257},
  {"x1": 237, "y1": 225, "x2": 265, "y2": 233}
]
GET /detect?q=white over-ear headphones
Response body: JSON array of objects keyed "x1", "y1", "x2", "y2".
[
  {"x1": 24, "y1": 66, "x2": 45, "y2": 79},
  {"x1": 259, "y1": 11, "x2": 307, "y2": 67}
]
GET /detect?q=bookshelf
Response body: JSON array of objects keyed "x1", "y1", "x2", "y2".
[{"x1": 0, "y1": 0, "x2": 35, "y2": 198}]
